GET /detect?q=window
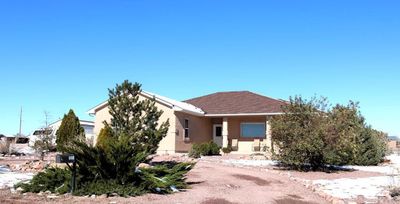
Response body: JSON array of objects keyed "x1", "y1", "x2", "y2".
[
  {"x1": 33, "y1": 129, "x2": 53, "y2": 135},
  {"x1": 82, "y1": 125, "x2": 94, "y2": 135},
  {"x1": 240, "y1": 123, "x2": 265, "y2": 138},
  {"x1": 215, "y1": 126, "x2": 222, "y2": 137},
  {"x1": 184, "y1": 119, "x2": 189, "y2": 138}
]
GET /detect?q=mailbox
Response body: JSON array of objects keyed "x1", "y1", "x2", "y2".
[
  {"x1": 56, "y1": 154, "x2": 75, "y2": 163},
  {"x1": 55, "y1": 153, "x2": 77, "y2": 193}
]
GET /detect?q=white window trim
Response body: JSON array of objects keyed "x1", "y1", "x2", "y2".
[
  {"x1": 240, "y1": 122, "x2": 266, "y2": 138},
  {"x1": 213, "y1": 124, "x2": 222, "y2": 137}
]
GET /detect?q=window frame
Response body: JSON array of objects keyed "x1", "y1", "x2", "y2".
[
  {"x1": 184, "y1": 119, "x2": 189, "y2": 139},
  {"x1": 213, "y1": 124, "x2": 222, "y2": 137},
  {"x1": 240, "y1": 122, "x2": 266, "y2": 138}
]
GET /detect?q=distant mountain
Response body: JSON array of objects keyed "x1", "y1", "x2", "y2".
[{"x1": 388, "y1": 136, "x2": 399, "y2": 141}]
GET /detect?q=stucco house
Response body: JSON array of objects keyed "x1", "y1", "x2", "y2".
[
  {"x1": 28, "y1": 119, "x2": 95, "y2": 147},
  {"x1": 88, "y1": 91, "x2": 287, "y2": 154}
]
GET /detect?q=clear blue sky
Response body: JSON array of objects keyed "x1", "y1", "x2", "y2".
[{"x1": 0, "y1": 1, "x2": 399, "y2": 136}]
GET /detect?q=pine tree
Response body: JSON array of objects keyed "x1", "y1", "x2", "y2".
[
  {"x1": 55, "y1": 109, "x2": 85, "y2": 152},
  {"x1": 95, "y1": 123, "x2": 113, "y2": 151},
  {"x1": 106, "y1": 80, "x2": 169, "y2": 155},
  {"x1": 65, "y1": 80, "x2": 171, "y2": 188},
  {"x1": 18, "y1": 81, "x2": 194, "y2": 196}
]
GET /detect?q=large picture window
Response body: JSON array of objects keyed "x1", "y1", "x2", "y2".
[{"x1": 240, "y1": 123, "x2": 265, "y2": 138}]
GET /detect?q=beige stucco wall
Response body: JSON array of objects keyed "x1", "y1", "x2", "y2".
[
  {"x1": 174, "y1": 112, "x2": 212, "y2": 152},
  {"x1": 219, "y1": 116, "x2": 271, "y2": 154},
  {"x1": 93, "y1": 104, "x2": 111, "y2": 143},
  {"x1": 388, "y1": 140, "x2": 399, "y2": 152},
  {"x1": 92, "y1": 94, "x2": 177, "y2": 154},
  {"x1": 227, "y1": 116, "x2": 267, "y2": 142}
]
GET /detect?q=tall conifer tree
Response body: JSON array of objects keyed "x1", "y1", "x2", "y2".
[{"x1": 56, "y1": 109, "x2": 85, "y2": 152}]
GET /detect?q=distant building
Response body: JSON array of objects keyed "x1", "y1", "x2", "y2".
[
  {"x1": 0, "y1": 134, "x2": 13, "y2": 143},
  {"x1": 28, "y1": 119, "x2": 95, "y2": 147},
  {"x1": 0, "y1": 134, "x2": 29, "y2": 144},
  {"x1": 387, "y1": 136, "x2": 400, "y2": 153}
]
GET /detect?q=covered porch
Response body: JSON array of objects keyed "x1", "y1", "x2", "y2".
[{"x1": 210, "y1": 115, "x2": 275, "y2": 154}]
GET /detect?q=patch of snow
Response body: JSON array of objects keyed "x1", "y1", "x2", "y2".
[
  {"x1": 313, "y1": 154, "x2": 400, "y2": 200},
  {"x1": 387, "y1": 154, "x2": 400, "y2": 165},
  {"x1": 9, "y1": 144, "x2": 35, "y2": 155},
  {"x1": 0, "y1": 165, "x2": 11, "y2": 173},
  {"x1": 222, "y1": 159, "x2": 278, "y2": 167},
  {"x1": 0, "y1": 165, "x2": 34, "y2": 189},
  {"x1": 343, "y1": 165, "x2": 399, "y2": 175},
  {"x1": 313, "y1": 176, "x2": 400, "y2": 200},
  {"x1": 342, "y1": 154, "x2": 400, "y2": 175}
]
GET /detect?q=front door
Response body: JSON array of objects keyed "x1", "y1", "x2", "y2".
[{"x1": 213, "y1": 124, "x2": 223, "y2": 147}]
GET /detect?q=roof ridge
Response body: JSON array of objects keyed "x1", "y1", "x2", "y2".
[
  {"x1": 183, "y1": 90, "x2": 250, "y2": 102},
  {"x1": 245, "y1": 91, "x2": 289, "y2": 103}
]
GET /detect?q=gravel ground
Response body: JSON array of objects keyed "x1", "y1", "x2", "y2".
[
  {"x1": 3, "y1": 153, "x2": 398, "y2": 203},
  {"x1": 0, "y1": 158, "x2": 326, "y2": 204}
]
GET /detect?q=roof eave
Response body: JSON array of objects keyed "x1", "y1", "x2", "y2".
[
  {"x1": 204, "y1": 112, "x2": 284, "y2": 117},
  {"x1": 87, "y1": 91, "x2": 205, "y2": 116},
  {"x1": 87, "y1": 101, "x2": 108, "y2": 115},
  {"x1": 173, "y1": 107, "x2": 205, "y2": 116}
]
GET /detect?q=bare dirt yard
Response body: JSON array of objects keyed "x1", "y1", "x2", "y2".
[
  {"x1": 0, "y1": 155, "x2": 326, "y2": 204},
  {"x1": 4, "y1": 153, "x2": 399, "y2": 203}
]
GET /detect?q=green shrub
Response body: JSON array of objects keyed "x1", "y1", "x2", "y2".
[
  {"x1": 95, "y1": 124, "x2": 113, "y2": 151},
  {"x1": 15, "y1": 168, "x2": 71, "y2": 194},
  {"x1": 75, "y1": 179, "x2": 146, "y2": 196},
  {"x1": 390, "y1": 186, "x2": 400, "y2": 198},
  {"x1": 189, "y1": 141, "x2": 220, "y2": 158},
  {"x1": 16, "y1": 162, "x2": 195, "y2": 197},
  {"x1": 16, "y1": 81, "x2": 195, "y2": 197},
  {"x1": 272, "y1": 96, "x2": 388, "y2": 170},
  {"x1": 56, "y1": 109, "x2": 85, "y2": 152},
  {"x1": 222, "y1": 146, "x2": 232, "y2": 154},
  {"x1": 271, "y1": 96, "x2": 328, "y2": 170},
  {"x1": 352, "y1": 127, "x2": 387, "y2": 165}
]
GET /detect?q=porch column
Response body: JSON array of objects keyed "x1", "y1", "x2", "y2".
[
  {"x1": 222, "y1": 117, "x2": 229, "y2": 148},
  {"x1": 265, "y1": 116, "x2": 272, "y2": 152}
]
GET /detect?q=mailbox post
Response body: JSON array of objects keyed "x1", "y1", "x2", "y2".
[{"x1": 56, "y1": 154, "x2": 76, "y2": 193}]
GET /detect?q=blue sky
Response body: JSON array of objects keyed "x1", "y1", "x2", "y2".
[{"x1": 0, "y1": 1, "x2": 399, "y2": 136}]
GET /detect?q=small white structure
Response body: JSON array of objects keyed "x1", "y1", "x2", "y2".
[{"x1": 28, "y1": 120, "x2": 95, "y2": 147}]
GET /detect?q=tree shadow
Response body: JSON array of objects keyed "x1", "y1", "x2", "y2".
[
  {"x1": 273, "y1": 163, "x2": 356, "y2": 173},
  {"x1": 274, "y1": 197, "x2": 317, "y2": 204},
  {"x1": 186, "y1": 181, "x2": 205, "y2": 185}
]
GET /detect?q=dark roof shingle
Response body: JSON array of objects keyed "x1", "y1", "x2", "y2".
[{"x1": 184, "y1": 91, "x2": 286, "y2": 114}]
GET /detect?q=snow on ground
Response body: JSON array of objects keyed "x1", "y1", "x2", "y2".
[
  {"x1": 313, "y1": 176, "x2": 400, "y2": 199},
  {"x1": 343, "y1": 165, "x2": 399, "y2": 175},
  {"x1": 342, "y1": 154, "x2": 400, "y2": 175},
  {"x1": 9, "y1": 144, "x2": 35, "y2": 155},
  {"x1": 313, "y1": 154, "x2": 400, "y2": 200},
  {"x1": 222, "y1": 159, "x2": 278, "y2": 167},
  {"x1": 0, "y1": 165, "x2": 34, "y2": 189}
]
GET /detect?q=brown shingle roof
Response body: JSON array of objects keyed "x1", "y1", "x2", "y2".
[{"x1": 184, "y1": 91, "x2": 286, "y2": 114}]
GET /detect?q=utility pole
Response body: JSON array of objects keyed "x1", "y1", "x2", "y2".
[{"x1": 19, "y1": 107, "x2": 22, "y2": 137}]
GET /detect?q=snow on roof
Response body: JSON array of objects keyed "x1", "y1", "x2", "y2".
[
  {"x1": 87, "y1": 90, "x2": 205, "y2": 116},
  {"x1": 141, "y1": 91, "x2": 205, "y2": 115},
  {"x1": 49, "y1": 119, "x2": 94, "y2": 126}
]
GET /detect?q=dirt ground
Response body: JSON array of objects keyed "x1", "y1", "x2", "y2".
[{"x1": 0, "y1": 158, "x2": 327, "y2": 204}]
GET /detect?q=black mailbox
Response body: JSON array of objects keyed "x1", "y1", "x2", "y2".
[
  {"x1": 55, "y1": 153, "x2": 77, "y2": 193},
  {"x1": 56, "y1": 154, "x2": 75, "y2": 163}
]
